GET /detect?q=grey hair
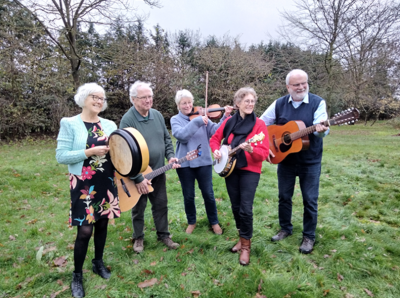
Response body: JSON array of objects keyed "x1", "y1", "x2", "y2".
[
  {"x1": 233, "y1": 87, "x2": 258, "y2": 106},
  {"x1": 175, "y1": 89, "x2": 194, "y2": 109},
  {"x1": 286, "y1": 69, "x2": 308, "y2": 85},
  {"x1": 129, "y1": 81, "x2": 153, "y2": 104},
  {"x1": 74, "y1": 83, "x2": 107, "y2": 111}
]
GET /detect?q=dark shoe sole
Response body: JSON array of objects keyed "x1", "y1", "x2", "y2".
[
  {"x1": 299, "y1": 248, "x2": 313, "y2": 254},
  {"x1": 92, "y1": 267, "x2": 111, "y2": 279},
  {"x1": 271, "y1": 234, "x2": 291, "y2": 242}
]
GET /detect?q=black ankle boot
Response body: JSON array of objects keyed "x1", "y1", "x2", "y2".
[
  {"x1": 71, "y1": 272, "x2": 85, "y2": 298},
  {"x1": 92, "y1": 259, "x2": 111, "y2": 279}
]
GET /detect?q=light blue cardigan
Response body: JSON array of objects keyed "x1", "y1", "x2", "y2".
[
  {"x1": 56, "y1": 114, "x2": 117, "y2": 175},
  {"x1": 170, "y1": 112, "x2": 227, "y2": 168}
]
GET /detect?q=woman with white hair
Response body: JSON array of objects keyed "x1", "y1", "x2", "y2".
[
  {"x1": 170, "y1": 89, "x2": 233, "y2": 235},
  {"x1": 56, "y1": 83, "x2": 120, "y2": 298}
]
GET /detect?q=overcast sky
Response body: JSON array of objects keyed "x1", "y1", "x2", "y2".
[{"x1": 134, "y1": 0, "x2": 294, "y2": 46}]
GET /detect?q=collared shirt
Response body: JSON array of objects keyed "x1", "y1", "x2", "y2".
[
  {"x1": 260, "y1": 94, "x2": 329, "y2": 137},
  {"x1": 132, "y1": 107, "x2": 154, "y2": 122}
]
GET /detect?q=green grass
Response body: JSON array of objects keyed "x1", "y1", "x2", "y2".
[{"x1": 1, "y1": 122, "x2": 400, "y2": 297}]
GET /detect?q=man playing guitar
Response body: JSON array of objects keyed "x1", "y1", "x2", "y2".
[{"x1": 261, "y1": 69, "x2": 329, "y2": 254}]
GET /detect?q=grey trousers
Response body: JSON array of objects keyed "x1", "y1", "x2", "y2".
[{"x1": 131, "y1": 173, "x2": 170, "y2": 240}]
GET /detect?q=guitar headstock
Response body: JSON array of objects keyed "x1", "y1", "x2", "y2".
[
  {"x1": 248, "y1": 132, "x2": 265, "y2": 146},
  {"x1": 329, "y1": 108, "x2": 360, "y2": 126},
  {"x1": 186, "y1": 149, "x2": 200, "y2": 161}
]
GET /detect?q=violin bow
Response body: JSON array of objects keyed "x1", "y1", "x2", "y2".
[{"x1": 205, "y1": 71, "x2": 208, "y2": 119}]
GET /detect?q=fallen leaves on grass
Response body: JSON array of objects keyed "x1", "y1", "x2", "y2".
[
  {"x1": 337, "y1": 273, "x2": 344, "y2": 282},
  {"x1": 191, "y1": 290, "x2": 201, "y2": 297},
  {"x1": 94, "y1": 285, "x2": 107, "y2": 290},
  {"x1": 138, "y1": 278, "x2": 157, "y2": 288},
  {"x1": 364, "y1": 288, "x2": 374, "y2": 297},
  {"x1": 255, "y1": 279, "x2": 266, "y2": 297},
  {"x1": 9, "y1": 235, "x2": 16, "y2": 241},
  {"x1": 50, "y1": 286, "x2": 69, "y2": 298},
  {"x1": 53, "y1": 256, "x2": 67, "y2": 267},
  {"x1": 141, "y1": 269, "x2": 153, "y2": 275},
  {"x1": 150, "y1": 261, "x2": 157, "y2": 266},
  {"x1": 43, "y1": 246, "x2": 57, "y2": 254}
]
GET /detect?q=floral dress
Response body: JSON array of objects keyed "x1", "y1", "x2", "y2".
[{"x1": 69, "y1": 122, "x2": 120, "y2": 226}]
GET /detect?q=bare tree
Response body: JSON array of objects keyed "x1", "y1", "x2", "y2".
[
  {"x1": 279, "y1": 0, "x2": 376, "y2": 114},
  {"x1": 14, "y1": 0, "x2": 161, "y2": 88}
]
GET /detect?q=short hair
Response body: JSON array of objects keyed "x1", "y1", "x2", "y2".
[
  {"x1": 233, "y1": 87, "x2": 258, "y2": 106},
  {"x1": 175, "y1": 89, "x2": 194, "y2": 109},
  {"x1": 286, "y1": 69, "x2": 308, "y2": 85},
  {"x1": 129, "y1": 81, "x2": 153, "y2": 104},
  {"x1": 74, "y1": 83, "x2": 107, "y2": 111}
]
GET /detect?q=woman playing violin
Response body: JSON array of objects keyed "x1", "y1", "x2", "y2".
[
  {"x1": 171, "y1": 89, "x2": 233, "y2": 235},
  {"x1": 210, "y1": 87, "x2": 269, "y2": 265}
]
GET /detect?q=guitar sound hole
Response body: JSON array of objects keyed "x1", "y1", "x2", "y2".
[
  {"x1": 282, "y1": 133, "x2": 292, "y2": 145},
  {"x1": 279, "y1": 132, "x2": 292, "y2": 153}
]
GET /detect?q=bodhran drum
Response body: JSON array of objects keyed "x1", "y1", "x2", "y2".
[{"x1": 108, "y1": 127, "x2": 149, "y2": 177}]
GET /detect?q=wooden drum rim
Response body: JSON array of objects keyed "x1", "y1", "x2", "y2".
[
  {"x1": 109, "y1": 128, "x2": 149, "y2": 177},
  {"x1": 122, "y1": 127, "x2": 149, "y2": 173}
]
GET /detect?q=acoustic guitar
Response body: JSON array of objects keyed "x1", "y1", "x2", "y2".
[
  {"x1": 116, "y1": 147, "x2": 201, "y2": 212},
  {"x1": 267, "y1": 108, "x2": 360, "y2": 164},
  {"x1": 213, "y1": 132, "x2": 265, "y2": 178}
]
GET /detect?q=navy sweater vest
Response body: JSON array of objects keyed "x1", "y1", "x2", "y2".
[{"x1": 275, "y1": 93, "x2": 324, "y2": 165}]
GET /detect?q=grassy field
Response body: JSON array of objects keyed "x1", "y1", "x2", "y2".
[{"x1": 1, "y1": 122, "x2": 400, "y2": 298}]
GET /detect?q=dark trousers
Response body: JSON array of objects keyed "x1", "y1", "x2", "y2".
[
  {"x1": 225, "y1": 169, "x2": 260, "y2": 239},
  {"x1": 131, "y1": 174, "x2": 170, "y2": 240},
  {"x1": 177, "y1": 165, "x2": 219, "y2": 225},
  {"x1": 277, "y1": 163, "x2": 321, "y2": 241}
]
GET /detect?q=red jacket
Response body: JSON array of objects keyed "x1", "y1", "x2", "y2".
[{"x1": 210, "y1": 117, "x2": 269, "y2": 174}]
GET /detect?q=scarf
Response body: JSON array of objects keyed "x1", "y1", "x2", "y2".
[{"x1": 222, "y1": 111, "x2": 256, "y2": 168}]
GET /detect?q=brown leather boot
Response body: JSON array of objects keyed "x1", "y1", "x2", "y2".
[
  {"x1": 230, "y1": 230, "x2": 241, "y2": 253},
  {"x1": 239, "y1": 237, "x2": 251, "y2": 266},
  {"x1": 230, "y1": 239, "x2": 241, "y2": 253}
]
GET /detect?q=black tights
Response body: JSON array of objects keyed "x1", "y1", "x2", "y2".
[{"x1": 74, "y1": 218, "x2": 109, "y2": 273}]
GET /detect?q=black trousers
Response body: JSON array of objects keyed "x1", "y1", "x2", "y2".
[{"x1": 225, "y1": 169, "x2": 260, "y2": 239}]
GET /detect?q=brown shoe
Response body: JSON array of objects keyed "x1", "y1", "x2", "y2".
[
  {"x1": 185, "y1": 224, "x2": 196, "y2": 234},
  {"x1": 230, "y1": 239, "x2": 241, "y2": 253},
  {"x1": 160, "y1": 237, "x2": 179, "y2": 250},
  {"x1": 212, "y1": 224, "x2": 223, "y2": 235},
  {"x1": 299, "y1": 237, "x2": 315, "y2": 254},
  {"x1": 133, "y1": 238, "x2": 144, "y2": 253},
  {"x1": 239, "y1": 237, "x2": 251, "y2": 266},
  {"x1": 271, "y1": 230, "x2": 290, "y2": 242}
]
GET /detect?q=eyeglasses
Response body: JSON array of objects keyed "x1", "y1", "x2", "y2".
[
  {"x1": 136, "y1": 95, "x2": 153, "y2": 101},
  {"x1": 243, "y1": 99, "x2": 256, "y2": 105},
  {"x1": 289, "y1": 82, "x2": 308, "y2": 87},
  {"x1": 91, "y1": 95, "x2": 106, "y2": 103}
]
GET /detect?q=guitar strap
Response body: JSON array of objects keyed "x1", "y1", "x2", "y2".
[{"x1": 222, "y1": 111, "x2": 256, "y2": 168}]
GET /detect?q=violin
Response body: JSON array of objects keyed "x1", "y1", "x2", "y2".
[{"x1": 188, "y1": 104, "x2": 237, "y2": 121}]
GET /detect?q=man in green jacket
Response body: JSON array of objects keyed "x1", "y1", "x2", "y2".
[{"x1": 120, "y1": 81, "x2": 180, "y2": 253}]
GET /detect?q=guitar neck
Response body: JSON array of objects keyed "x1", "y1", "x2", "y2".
[
  {"x1": 144, "y1": 156, "x2": 189, "y2": 180},
  {"x1": 228, "y1": 139, "x2": 251, "y2": 156},
  {"x1": 290, "y1": 119, "x2": 332, "y2": 141}
]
